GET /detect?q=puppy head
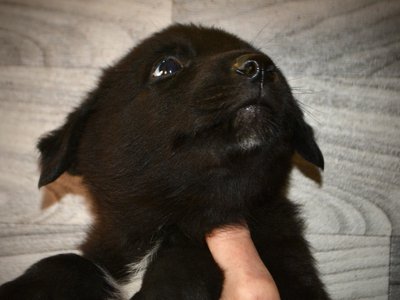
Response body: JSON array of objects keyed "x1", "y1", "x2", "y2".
[{"x1": 38, "y1": 24, "x2": 323, "y2": 206}]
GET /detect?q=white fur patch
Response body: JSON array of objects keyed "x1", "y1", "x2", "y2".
[
  {"x1": 95, "y1": 264, "x2": 124, "y2": 300},
  {"x1": 119, "y1": 240, "x2": 162, "y2": 299},
  {"x1": 94, "y1": 240, "x2": 161, "y2": 300},
  {"x1": 239, "y1": 132, "x2": 263, "y2": 150}
]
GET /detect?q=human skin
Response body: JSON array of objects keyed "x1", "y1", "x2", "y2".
[{"x1": 206, "y1": 225, "x2": 281, "y2": 300}]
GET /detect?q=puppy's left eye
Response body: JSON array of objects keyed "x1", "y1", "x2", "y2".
[{"x1": 152, "y1": 57, "x2": 183, "y2": 78}]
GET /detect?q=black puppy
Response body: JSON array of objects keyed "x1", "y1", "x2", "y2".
[{"x1": 0, "y1": 24, "x2": 330, "y2": 300}]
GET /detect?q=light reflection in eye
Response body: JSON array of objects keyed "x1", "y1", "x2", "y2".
[{"x1": 152, "y1": 58, "x2": 183, "y2": 78}]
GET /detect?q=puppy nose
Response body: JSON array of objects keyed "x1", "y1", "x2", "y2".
[{"x1": 233, "y1": 54, "x2": 274, "y2": 81}]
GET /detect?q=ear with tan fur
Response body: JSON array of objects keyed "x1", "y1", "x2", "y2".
[{"x1": 37, "y1": 107, "x2": 90, "y2": 188}]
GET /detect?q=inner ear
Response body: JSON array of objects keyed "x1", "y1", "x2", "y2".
[{"x1": 294, "y1": 121, "x2": 324, "y2": 170}]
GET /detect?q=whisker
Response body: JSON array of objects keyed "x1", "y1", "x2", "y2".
[
  {"x1": 251, "y1": 22, "x2": 272, "y2": 45},
  {"x1": 296, "y1": 99, "x2": 322, "y2": 125},
  {"x1": 291, "y1": 88, "x2": 315, "y2": 95}
]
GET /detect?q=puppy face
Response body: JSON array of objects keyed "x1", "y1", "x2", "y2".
[{"x1": 38, "y1": 25, "x2": 323, "y2": 212}]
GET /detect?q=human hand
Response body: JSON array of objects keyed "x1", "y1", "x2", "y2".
[{"x1": 206, "y1": 225, "x2": 280, "y2": 300}]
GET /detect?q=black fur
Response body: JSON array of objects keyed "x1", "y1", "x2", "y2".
[{"x1": 0, "y1": 24, "x2": 330, "y2": 299}]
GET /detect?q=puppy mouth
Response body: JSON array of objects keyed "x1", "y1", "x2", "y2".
[
  {"x1": 180, "y1": 98, "x2": 277, "y2": 152},
  {"x1": 233, "y1": 102, "x2": 274, "y2": 151}
]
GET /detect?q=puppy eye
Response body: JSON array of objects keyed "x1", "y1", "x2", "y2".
[{"x1": 152, "y1": 57, "x2": 183, "y2": 78}]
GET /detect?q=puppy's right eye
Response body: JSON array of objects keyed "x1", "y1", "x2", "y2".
[{"x1": 152, "y1": 57, "x2": 183, "y2": 78}]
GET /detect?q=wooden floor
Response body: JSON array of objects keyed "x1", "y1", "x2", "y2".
[{"x1": 0, "y1": 1, "x2": 399, "y2": 299}]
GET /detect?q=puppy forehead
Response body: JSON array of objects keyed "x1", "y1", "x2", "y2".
[{"x1": 142, "y1": 24, "x2": 255, "y2": 58}]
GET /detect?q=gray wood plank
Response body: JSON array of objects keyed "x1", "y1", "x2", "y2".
[
  {"x1": 308, "y1": 234, "x2": 390, "y2": 300},
  {"x1": 0, "y1": 67, "x2": 99, "y2": 223},
  {"x1": 390, "y1": 236, "x2": 400, "y2": 300},
  {"x1": 173, "y1": 0, "x2": 400, "y2": 77},
  {"x1": 0, "y1": 0, "x2": 172, "y2": 68},
  {"x1": 289, "y1": 76, "x2": 400, "y2": 236},
  {"x1": 0, "y1": 225, "x2": 86, "y2": 257}
]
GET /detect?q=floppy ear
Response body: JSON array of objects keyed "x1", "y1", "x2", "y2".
[
  {"x1": 37, "y1": 107, "x2": 90, "y2": 188},
  {"x1": 294, "y1": 120, "x2": 324, "y2": 170}
]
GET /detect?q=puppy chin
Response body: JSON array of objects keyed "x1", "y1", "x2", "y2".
[{"x1": 234, "y1": 105, "x2": 272, "y2": 151}]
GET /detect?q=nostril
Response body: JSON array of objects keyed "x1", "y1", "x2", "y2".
[
  {"x1": 235, "y1": 60, "x2": 260, "y2": 79},
  {"x1": 233, "y1": 53, "x2": 276, "y2": 82}
]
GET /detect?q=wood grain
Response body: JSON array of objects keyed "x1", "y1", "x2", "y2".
[
  {"x1": 309, "y1": 234, "x2": 390, "y2": 300},
  {"x1": 390, "y1": 236, "x2": 400, "y2": 299},
  {"x1": 0, "y1": 67, "x2": 98, "y2": 224},
  {"x1": 0, "y1": 0, "x2": 171, "y2": 67},
  {"x1": 289, "y1": 76, "x2": 400, "y2": 236},
  {"x1": 173, "y1": 0, "x2": 400, "y2": 77}
]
